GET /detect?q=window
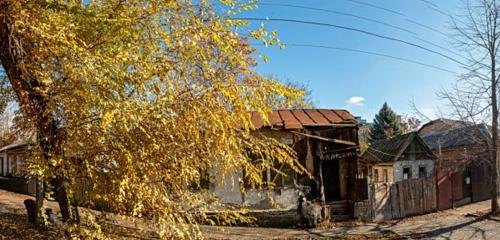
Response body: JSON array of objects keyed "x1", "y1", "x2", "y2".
[
  {"x1": 374, "y1": 169, "x2": 379, "y2": 182},
  {"x1": 403, "y1": 167, "x2": 411, "y2": 180},
  {"x1": 383, "y1": 169, "x2": 388, "y2": 182},
  {"x1": 419, "y1": 166, "x2": 426, "y2": 178},
  {"x1": 270, "y1": 164, "x2": 295, "y2": 188}
]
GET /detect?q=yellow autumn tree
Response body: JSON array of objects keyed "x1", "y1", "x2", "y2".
[{"x1": 0, "y1": 0, "x2": 306, "y2": 238}]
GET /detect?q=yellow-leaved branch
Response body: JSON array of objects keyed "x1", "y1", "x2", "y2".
[{"x1": 0, "y1": 0, "x2": 307, "y2": 238}]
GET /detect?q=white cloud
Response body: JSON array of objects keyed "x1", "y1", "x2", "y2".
[{"x1": 346, "y1": 96, "x2": 365, "y2": 106}]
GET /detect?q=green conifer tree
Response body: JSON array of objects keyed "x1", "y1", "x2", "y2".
[{"x1": 369, "y1": 102, "x2": 402, "y2": 143}]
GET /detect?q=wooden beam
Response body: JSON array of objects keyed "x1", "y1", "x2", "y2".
[{"x1": 291, "y1": 131, "x2": 357, "y2": 146}]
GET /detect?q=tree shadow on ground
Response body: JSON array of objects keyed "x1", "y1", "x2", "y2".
[{"x1": 409, "y1": 217, "x2": 488, "y2": 240}]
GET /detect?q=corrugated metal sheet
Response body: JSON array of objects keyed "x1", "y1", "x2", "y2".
[{"x1": 250, "y1": 109, "x2": 355, "y2": 129}]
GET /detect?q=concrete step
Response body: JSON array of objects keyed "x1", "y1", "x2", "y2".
[{"x1": 330, "y1": 214, "x2": 351, "y2": 222}]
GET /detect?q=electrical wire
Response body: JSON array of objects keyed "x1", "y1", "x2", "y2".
[
  {"x1": 233, "y1": 17, "x2": 465, "y2": 66},
  {"x1": 274, "y1": 43, "x2": 457, "y2": 74},
  {"x1": 258, "y1": 2, "x2": 417, "y2": 36},
  {"x1": 255, "y1": 2, "x2": 463, "y2": 60},
  {"x1": 343, "y1": 0, "x2": 405, "y2": 16}
]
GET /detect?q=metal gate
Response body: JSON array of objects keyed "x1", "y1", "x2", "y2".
[{"x1": 437, "y1": 170, "x2": 452, "y2": 210}]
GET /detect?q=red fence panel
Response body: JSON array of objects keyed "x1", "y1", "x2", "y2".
[{"x1": 437, "y1": 170, "x2": 452, "y2": 210}]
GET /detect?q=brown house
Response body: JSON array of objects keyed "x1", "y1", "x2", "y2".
[
  {"x1": 211, "y1": 109, "x2": 362, "y2": 223},
  {"x1": 419, "y1": 119, "x2": 493, "y2": 209}
]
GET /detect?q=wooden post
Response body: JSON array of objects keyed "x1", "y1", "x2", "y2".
[{"x1": 318, "y1": 158, "x2": 325, "y2": 204}]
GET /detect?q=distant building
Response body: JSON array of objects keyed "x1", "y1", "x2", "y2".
[
  {"x1": 361, "y1": 132, "x2": 436, "y2": 183},
  {"x1": 0, "y1": 142, "x2": 35, "y2": 195},
  {"x1": 0, "y1": 142, "x2": 30, "y2": 177},
  {"x1": 419, "y1": 119, "x2": 493, "y2": 209},
  {"x1": 355, "y1": 116, "x2": 372, "y2": 146}
]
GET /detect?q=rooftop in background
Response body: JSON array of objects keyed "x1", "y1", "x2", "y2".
[
  {"x1": 418, "y1": 118, "x2": 465, "y2": 136},
  {"x1": 250, "y1": 109, "x2": 355, "y2": 130},
  {"x1": 419, "y1": 119, "x2": 491, "y2": 150}
]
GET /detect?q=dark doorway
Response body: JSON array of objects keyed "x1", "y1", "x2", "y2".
[{"x1": 322, "y1": 160, "x2": 341, "y2": 202}]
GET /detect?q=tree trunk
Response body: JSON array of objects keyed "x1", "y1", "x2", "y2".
[
  {"x1": 491, "y1": 52, "x2": 499, "y2": 212},
  {"x1": 0, "y1": 8, "x2": 79, "y2": 224},
  {"x1": 34, "y1": 179, "x2": 45, "y2": 227},
  {"x1": 52, "y1": 177, "x2": 80, "y2": 224}
]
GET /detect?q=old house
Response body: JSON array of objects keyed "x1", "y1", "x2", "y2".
[
  {"x1": 210, "y1": 109, "x2": 362, "y2": 224},
  {"x1": 359, "y1": 132, "x2": 438, "y2": 221},
  {"x1": 419, "y1": 119, "x2": 493, "y2": 209},
  {"x1": 361, "y1": 132, "x2": 436, "y2": 183},
  {"x1": 0, "y1": 142, "x2": 35, "y2": 195}
]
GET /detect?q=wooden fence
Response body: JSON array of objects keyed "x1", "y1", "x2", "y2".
[{"x1": 370, "y1": 176, "x2": 437, "y2": 221}]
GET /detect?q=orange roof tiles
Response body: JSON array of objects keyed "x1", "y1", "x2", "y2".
[{"x1": 251, "y1": 109, "x2": 355, "y2": 129}]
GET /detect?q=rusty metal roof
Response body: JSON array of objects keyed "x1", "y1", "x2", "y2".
[{"x1": 251, "y1": 109, "x2": 355, "y2": 129}]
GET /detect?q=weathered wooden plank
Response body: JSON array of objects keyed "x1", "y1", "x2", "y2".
[
  {"x1": 405, "y1": 180, "x2": 415, "y2": 216},
  {"x1": 390, "y1": 183, "x2": 400, "y2": 219},
  {"x1": 398, "y1": 180, "x2": 406, "y2": 218},
  {"x1": 426, "y1": 177, "x2": 432, "y2": 212},
  {"x1": 383, "y1": 184, "x2": 392, "y2": 220},
  {"x1": 417, "y1": 179, "x2": 424, "y2": 215},
  {"x1": 413, "y1": 179, "x2": 419, "y2": 215},
  {"x1": 409, "y1": 180, "x2": 416, "y2": 216},
  {"x1": 431, "y1": 176, "x2": 438, "y2": 211}
]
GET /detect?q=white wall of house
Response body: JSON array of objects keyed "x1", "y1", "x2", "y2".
[
  {"x1": 243, "y1": 188, "x2": 300, "y2": 209},
  {"x1": 393, "y1": 159, "x2": 434, "y2": 182},
  {"x1": 210, "y1": 168, "x2": 244, "y2": 205},
  {"x1": 210, "y1": 169, "x2": 301, "y2": 209}
]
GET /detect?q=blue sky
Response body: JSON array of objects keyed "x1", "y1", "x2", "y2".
[{"x1": 240, "y1": 0, "x2": 463, "y2": 121}]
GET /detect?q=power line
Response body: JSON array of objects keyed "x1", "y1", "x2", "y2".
[
  {"x1": 258, "y1": 2, "x2": 417, "y2": 36},
  {"x1": 234, "y1": 17, "x2": 465, "y2": 66},
  {"x1": 406, "y1": 19, "x2": 448, "y2": 37},
  {"x1": 342, "y1": 0, "x2": 453, "y2": 40},
  {"x1": 418, "y1": 0, "x2": 440, "y2": 9},
  {"x1": 276, "y1": 43, "x2": 457, "y2": 74},
  {"x1": 343, "y1": 0, "x2": 405, "y2": 16},
  {"x1": 256, "y1": 2, "x2": 463, "y2": 59},
  {"x1": 413, "y1": 36, "x2": 466, "y2": 60}
]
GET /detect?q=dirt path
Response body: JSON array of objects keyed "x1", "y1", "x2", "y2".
[
  {"x1": 202, "y1": 200, "x2": 499, "y2": 239},
  {"x1": 0, "y1": 189, "x2": 60, "y2": 215}
]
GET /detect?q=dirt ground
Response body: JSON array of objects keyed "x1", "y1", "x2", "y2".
[
  {"x1": 0, "y1": 189, "x2": 159, "y2": 240},
  {"x1": 1, "y1": 189, "x2": 500, "y2": 239},
  {"x1": 202, "y1": 199, "x2": 499, "y2": 240}
]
